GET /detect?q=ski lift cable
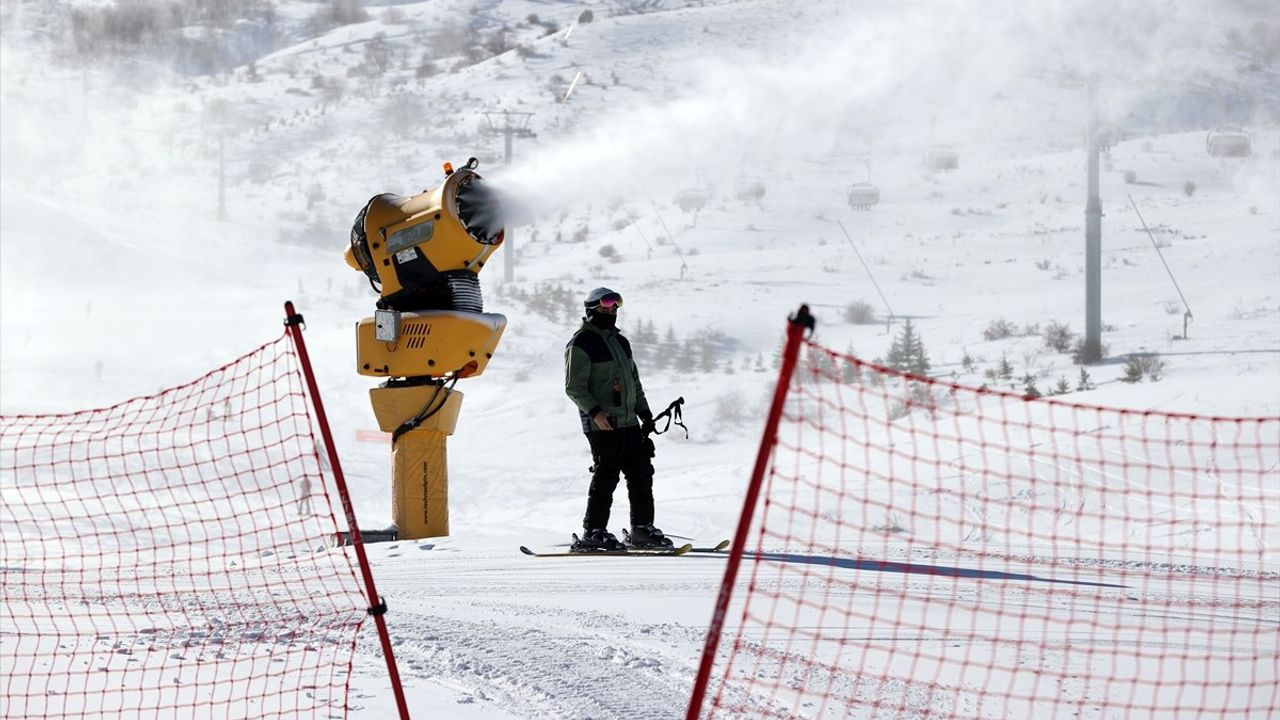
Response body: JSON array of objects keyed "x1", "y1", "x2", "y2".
[
  {"x1": 837, "y1": 219, "x2": 895, "y2": 321},
  {"x1": 1127, "y1": 194, "x2": 1193, "y2": 320},
  {"x1": 642, "y1": 195, "x2": 688, "y2": 276}
]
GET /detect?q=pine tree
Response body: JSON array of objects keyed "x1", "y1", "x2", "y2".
[
  {"x1": 1022, "y1": 372, "x2": 1041, "y2": 399},
  {"x1": 699, "y1": 340, "x2": 717, "y2": 373},
  {"x1": 886, "y1": 319, "x2": 930, "y2": 375},
  {"x1": 641, "y1": 319, "x2": 659, "y2": 365},
  {"x1": 674, "y1": 338, "x2": 698, "y2": 372},
  {"x1": 998, "y1": 355, "x2": 1014, "y2": 380},
  {"x1": 1076, "y1": 367, "x2": 1094, "y2": 391},
  {"x1": 886, "y1": 333, "x2": 908, "y2": 371},
  {"x1": 841, "y1": 358, "x2": 859, "y2": 384},
  {"x1": 653, "y1": 325, "x2": 677, "y2": 371},
  {"x1": 906, "y1": 326, "x2": 930, "y2": 375},
  {"x1": 1054, "y1": 376, "x2": 1071, "y2": 395}
]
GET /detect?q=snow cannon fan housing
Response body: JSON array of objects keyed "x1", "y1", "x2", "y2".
[
  {"x1": 345, "y1": 158, "x2": 508, "y2": 380},
  {"x1": 346, "y1": 159, "x2": 504, "y2": 310}
]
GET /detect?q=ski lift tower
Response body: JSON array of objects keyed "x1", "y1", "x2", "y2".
[
  {"x1": 482, "y1": 111, "x2": 536, "y2": 283},
  {"x1": 1081, "y1": 80, "x2": 1104, "y2": 364}
]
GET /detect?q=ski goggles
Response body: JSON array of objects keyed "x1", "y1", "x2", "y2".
[{"x1": 596, "y1": 294, "x2": 623, "y2": 309}]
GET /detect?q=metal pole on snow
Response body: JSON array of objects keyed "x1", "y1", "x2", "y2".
[
  {"x1": 283, "y1": 301, "x2": 412, "y2": 720},
  {"x1": 1082, "y1": 80, "x2": 1104, "y2": 364},
  {"x1": 685, "y1": 305, "x2": 815, "y2": 720}
]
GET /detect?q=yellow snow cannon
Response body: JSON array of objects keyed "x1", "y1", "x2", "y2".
[{"x1": 344, "y1": 158, "x2": 508, "y2": 540}]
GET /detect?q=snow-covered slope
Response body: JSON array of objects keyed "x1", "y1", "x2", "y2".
[{"x1": 2, "y1": 1, "x2": 1278, "y2": 717}]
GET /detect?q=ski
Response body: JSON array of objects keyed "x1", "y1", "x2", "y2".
[
  {"x1": 623, "y1": 528, "x2": 730, "y2": 554},
  {"x1": 688, "y1": 539, "x2": 731, "y2": 553},
  {"x1": 519, "y1": 543, "x2": 693, "y2": 558},
  {"x1": 518, "y1": 538, "x2": 728, "y2": 557}
]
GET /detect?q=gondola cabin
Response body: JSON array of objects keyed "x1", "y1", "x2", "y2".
[
  {"x1": 923, "y1": 146, "x2": 959, "y2": 171},
  {"x1": 675, "y1": 189, "x2": 708, "y2": 213},
  {"x1": 1206, "y1": 130, "x2": 1251, "y2": 157},
  {"x1": 846, "y1": 183, "x2": 881, "y2": 210}
]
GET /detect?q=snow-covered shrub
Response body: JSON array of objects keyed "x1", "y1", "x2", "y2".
[
  {"x1": 1122, "y1": 354, "x2": 1165, "y2": 382},
  {"x1": 872, "y1": 513, "x2": 908, "y2": 535},
  {"x1": 842, "y1": 300, "x2": 877, "y2": 325},
  {"x1": 709, "y1": 389, "x2": 752, "y2": 433},
  {"x1": 983, "y1": 318, "x2": 1017, "y2": 341},
  {"x1": 1042, "y1": 320, "x2": 1074, "y2": 353},
  {"x1": 1071, "y1": 338, "x2": 1109, "y2": 365}
]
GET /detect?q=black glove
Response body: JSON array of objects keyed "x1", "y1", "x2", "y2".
[{"x1": 639, "y1": 412, "x2": 656, "y2": 436}]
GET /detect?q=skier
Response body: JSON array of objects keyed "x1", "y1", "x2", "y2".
[{"x1": 564, "y1": 287, "x2": 671, "y2": 551}]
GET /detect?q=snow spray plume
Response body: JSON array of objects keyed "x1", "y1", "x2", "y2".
[{"x1": 489, "y1": 0, "x2": 1274, "y2": 222}]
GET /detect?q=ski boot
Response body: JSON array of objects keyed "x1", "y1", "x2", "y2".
[
  {"x1": 624, "y1": 524, "x2": 674, "y2": 549},
  {"x1": 571, "y1": 528, "x2": 626, "y2": 553}
]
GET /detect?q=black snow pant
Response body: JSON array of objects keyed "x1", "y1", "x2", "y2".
[{"x1": 582, "y1": 425, "x2": 655, "y2": 530}]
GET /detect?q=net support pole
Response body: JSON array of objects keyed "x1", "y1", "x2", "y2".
[
  {"x1": 284, "y1": 301, "x2": 412, "y2": 720},
  {"x1": 685, "y1": 304, "x2": 814, "y2": 720}
]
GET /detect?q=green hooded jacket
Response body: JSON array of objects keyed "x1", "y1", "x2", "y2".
[{"x1": 564, "y1": 319, "x2": 652, "y2": 433}]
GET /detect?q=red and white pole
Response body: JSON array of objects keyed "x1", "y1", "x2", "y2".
[
  {"x1": 685, "y1": 305, "x2": 813, "y2": 720},
  {"x1": 284, "y1": 301, "x2": 411, "y2": 720}
]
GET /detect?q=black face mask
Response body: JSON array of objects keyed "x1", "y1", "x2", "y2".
[{"x1": 587, "y1": 310, "x2": 617, "y2": 330}]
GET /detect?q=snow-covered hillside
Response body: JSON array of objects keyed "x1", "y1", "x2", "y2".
[{"x1": 2, "y1": 1, "x2": 1278, "y2": 717}]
